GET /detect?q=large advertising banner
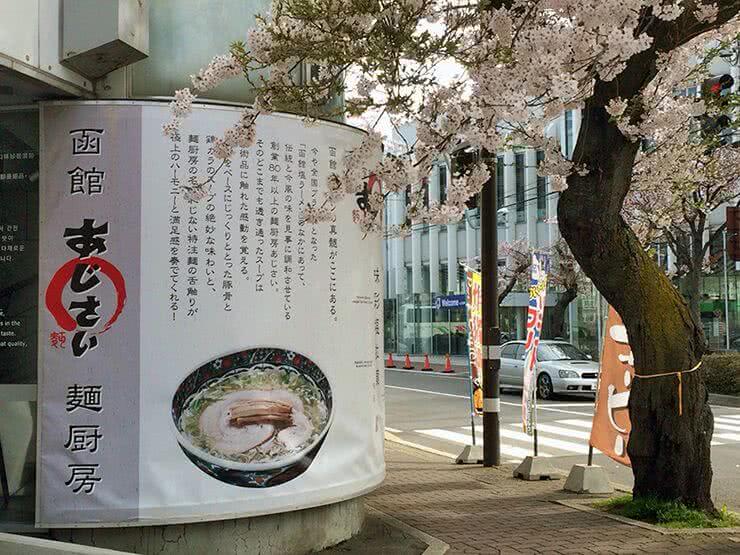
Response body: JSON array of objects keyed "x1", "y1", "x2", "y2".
[
  {"x1": 465, "y1": 269, "x2": 483, "y2": 414},
  {"x1": 37, "y1": 101, "x2": 385, "y2": 527},
  {"x1": 590, "y1": 306, "x2": 633, "y2": 466},
  {"x1": 522, "y1": 252, "x2": 549, "y2": 435}
]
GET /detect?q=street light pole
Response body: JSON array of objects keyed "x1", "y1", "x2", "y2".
[
  {"x1": 723, "y1": 229, "x2": 731, "y2": 350},
  {"x1": 481, "y1": 152, "x2": 501, "y2": 467}
]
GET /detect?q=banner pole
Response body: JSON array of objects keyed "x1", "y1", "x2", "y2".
[
  {"x1": 533, "y1": 385, "x2": 538, "y2": 457},
  {"x1": 587, "y1": 445, "x2": 594, "y2": 466},
  {"x1": 481, "y1": 151, "x2": 501, "y2": 467}
]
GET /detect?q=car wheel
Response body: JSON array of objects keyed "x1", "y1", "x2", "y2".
[{"x1": 537, "y1": 373, "x2": 554, "y2": 401}]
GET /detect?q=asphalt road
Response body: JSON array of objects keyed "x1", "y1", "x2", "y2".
[{"x1": 384, "y1": 368, "x2": 740, "y2": 510}]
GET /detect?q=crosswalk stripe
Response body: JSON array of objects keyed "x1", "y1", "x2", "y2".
[
  {"x1": 410, "y1": 415, "x2": 740, "y2": 467},
  {"x1": 717, "y1": 414, "x2": 740, "y2": 420},
  {"x1": 463, "y1": 426, "x2": 590, "y2": 455},
  {"x1": 523, "y1": 423, "x2": 591, "y2": 440},
  {"x1": 714, "y1": 432, "x2": 740, "y2": 441},
  {"x1": 715, "y1": 417, "x2": 740, "y2": 427},
  {"x1": 714, "y1": 422, "x2": 740, "y2": 432},
  {"x1": 414, "y1": 428, "x2": 549, "y2": 459},
  {"x1": 555, "y1": 417, "x2": 740, "y2": 442},
  {"x1": 555, "y1": 419, "x2": 593, "y2": 429}
]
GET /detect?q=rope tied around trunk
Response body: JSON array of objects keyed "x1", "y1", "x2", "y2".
[{"x1": 633, "y1": 361, "x2": 702, "y2": 416}]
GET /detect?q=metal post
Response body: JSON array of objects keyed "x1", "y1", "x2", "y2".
[
  {"x1": 448, "y1": 307, "x2": 452, "y2": 355},
  {"x1": 724, "y1": 230, "x2": 731, "y2": 350},
  {"x1": 481, "y1": 152, "x2": 501, "y2": 467},
  {"x1": 568, "y1": 301, "x2": 575, "y2": 344}
]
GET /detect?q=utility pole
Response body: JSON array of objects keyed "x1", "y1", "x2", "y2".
[
  {"x1": 480, "y1": 152, "x2": 501, "y2": 466},
  {"x1": 723, "y1": 229, "x2": 731, "y2": 350}
]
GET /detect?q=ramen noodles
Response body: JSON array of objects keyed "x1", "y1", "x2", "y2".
[{"x1": 179, "y1": 366, "x2": 329, "y2": 463}]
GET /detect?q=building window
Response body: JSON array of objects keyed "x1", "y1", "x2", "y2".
[
  {"x1": 439, "y1": 265, "x2": 448, "y2": 294},
  {"x1": 536, "y1": 150, "x2": 547, "y2": 221},
  {"x1": 439, "y1": 166, "x2": 447, "y2": 205},
  {"x1": 403, "y1": 185, "x2": 412, "y2": 227},
  {"x1": 652, "y1": 242, "x2": 669, "y2": 272},
  {"x1": 421, "y1": 177, "x2": 430, "y2": 208},
  {"x1": 457, "y1": 264, "x2": 466, "y2": 288},
  {"x1": 564, "y1": 110, "x2": 574, "y2": 158},
  {"x1": 515, "y1": 152, "x2": 525, "y2": 223}
]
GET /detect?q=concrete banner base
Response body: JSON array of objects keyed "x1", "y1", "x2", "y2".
[
  {"x1": 50, "y1": 497, "x2": 365, "y2": 555},
  {"x1": 455, "y1": 444, "x2": 483, "y2": 464},
  {"x1": 513, "y1": 456, "x2": 561, "y2": 481},
  {"x1": 563, "y1": 464, "x2": 614, "y2": 494}
]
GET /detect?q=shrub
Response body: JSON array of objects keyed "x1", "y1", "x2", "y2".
[{"x1": 701, "y1": 352, "x2": 740, "y2": 396}]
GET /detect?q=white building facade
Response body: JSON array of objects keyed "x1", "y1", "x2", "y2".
[{"x1": 382, "y1": 111, "x2": 610, "y2": 358}]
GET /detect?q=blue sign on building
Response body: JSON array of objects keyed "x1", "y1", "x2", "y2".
[{"x1": 434, "y1": 294, "x2": 466, "y2": 310}]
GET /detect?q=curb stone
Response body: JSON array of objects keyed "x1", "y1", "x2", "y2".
[
  {"x1": 709, "y1": 393, "x2": 740, "y2": 407},
  {"x1": 383, "y1": 431, "x2": 457, "y2": 460},
  {"x1": 555, "y1": 498, "x2": 740, "y2": 536},
  {"x1": 366, "y1": 507, "x2": 449, "y2": 555}
]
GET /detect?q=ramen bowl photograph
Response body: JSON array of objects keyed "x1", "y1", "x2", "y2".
[{"x1": 171, "y1": 347, "x2": 334, "y2": 488}]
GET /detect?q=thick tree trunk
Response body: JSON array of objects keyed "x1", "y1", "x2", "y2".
[
  {"x1": 558, "y1": 62, "x2": 714, "y2": 511},
  {"x1": 550, "y1": 287, "x2": 577, "y2": 339}
]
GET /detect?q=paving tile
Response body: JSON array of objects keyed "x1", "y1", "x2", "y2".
[{"x1": 367, "y1": 441, "x2": 738, "y2": 554}]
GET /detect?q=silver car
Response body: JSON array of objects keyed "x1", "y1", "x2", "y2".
[{"x1": 499, "y1": 340, "x2": 599, "y2": 400}]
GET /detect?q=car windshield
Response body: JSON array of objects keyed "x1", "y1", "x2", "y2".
[{"x1": 537, "y1": 343, "x2": 589, "y2": 361}]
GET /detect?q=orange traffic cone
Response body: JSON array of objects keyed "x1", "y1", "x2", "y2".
[
  {"x1": 403, "y1": 353, "x2": 414, "y2": 370},
  {"x1": 386, "y1": 353, "x2": 396, "y2": 368},
  {"x1": 442, "y1": 353, "x2": 454, "y2": 373},
  {"x1": 422, "y1": 354, "x2": 432, "y2": 371}
]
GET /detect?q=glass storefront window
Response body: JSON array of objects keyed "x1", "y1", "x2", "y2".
[
  {"x1": 696, "y1": 269, "x2": 740, "y2": 351},
  {"x1": 1, "y1": 107, "x2": 39, "y2": 530}
]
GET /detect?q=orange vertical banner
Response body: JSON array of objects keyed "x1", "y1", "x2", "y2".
[
  {"x1": 590, "y1": 306, "x2": 634, "y2": 466},
  {"x1": 465, "y1": 269, "x2": 483, "y2": 414}
]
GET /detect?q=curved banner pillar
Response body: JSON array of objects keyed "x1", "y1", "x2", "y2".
[{"x1": 37, "y1": 101, "x2": 385, "y2": 527}]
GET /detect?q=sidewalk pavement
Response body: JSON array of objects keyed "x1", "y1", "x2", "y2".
[{"x1": 367, "y1": 440, "x2": 740, "y2": 554}]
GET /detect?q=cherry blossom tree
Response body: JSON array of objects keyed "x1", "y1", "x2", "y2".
[
  {"x1": 166, "y1": 0, "x2": 740, "y2": 511},
  {"x1": 472, "y1": 238, "x2": 532, "y2": 304},
  {"x1": 548, "y1": 238, "x2": 588, "y2": 339},
  {"x1": 625, "y1": 131, "x2": 740, "y2": 323},
  {"x1": 498, "y1": 239, "x2": 532, "y2": 303}
]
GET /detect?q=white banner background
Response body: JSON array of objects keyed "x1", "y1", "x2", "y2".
[{"x1": 38, "y1": 101, "x2": 385, "y2": 527}]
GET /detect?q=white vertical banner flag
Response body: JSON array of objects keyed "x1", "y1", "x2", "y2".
[{"x1": 521, "y1": 252, "x2": 550, "y2": 436}]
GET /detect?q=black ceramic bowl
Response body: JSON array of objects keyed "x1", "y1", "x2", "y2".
[{"x1": 171, "y1": 347, "x2": 333, "y2": 488}]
